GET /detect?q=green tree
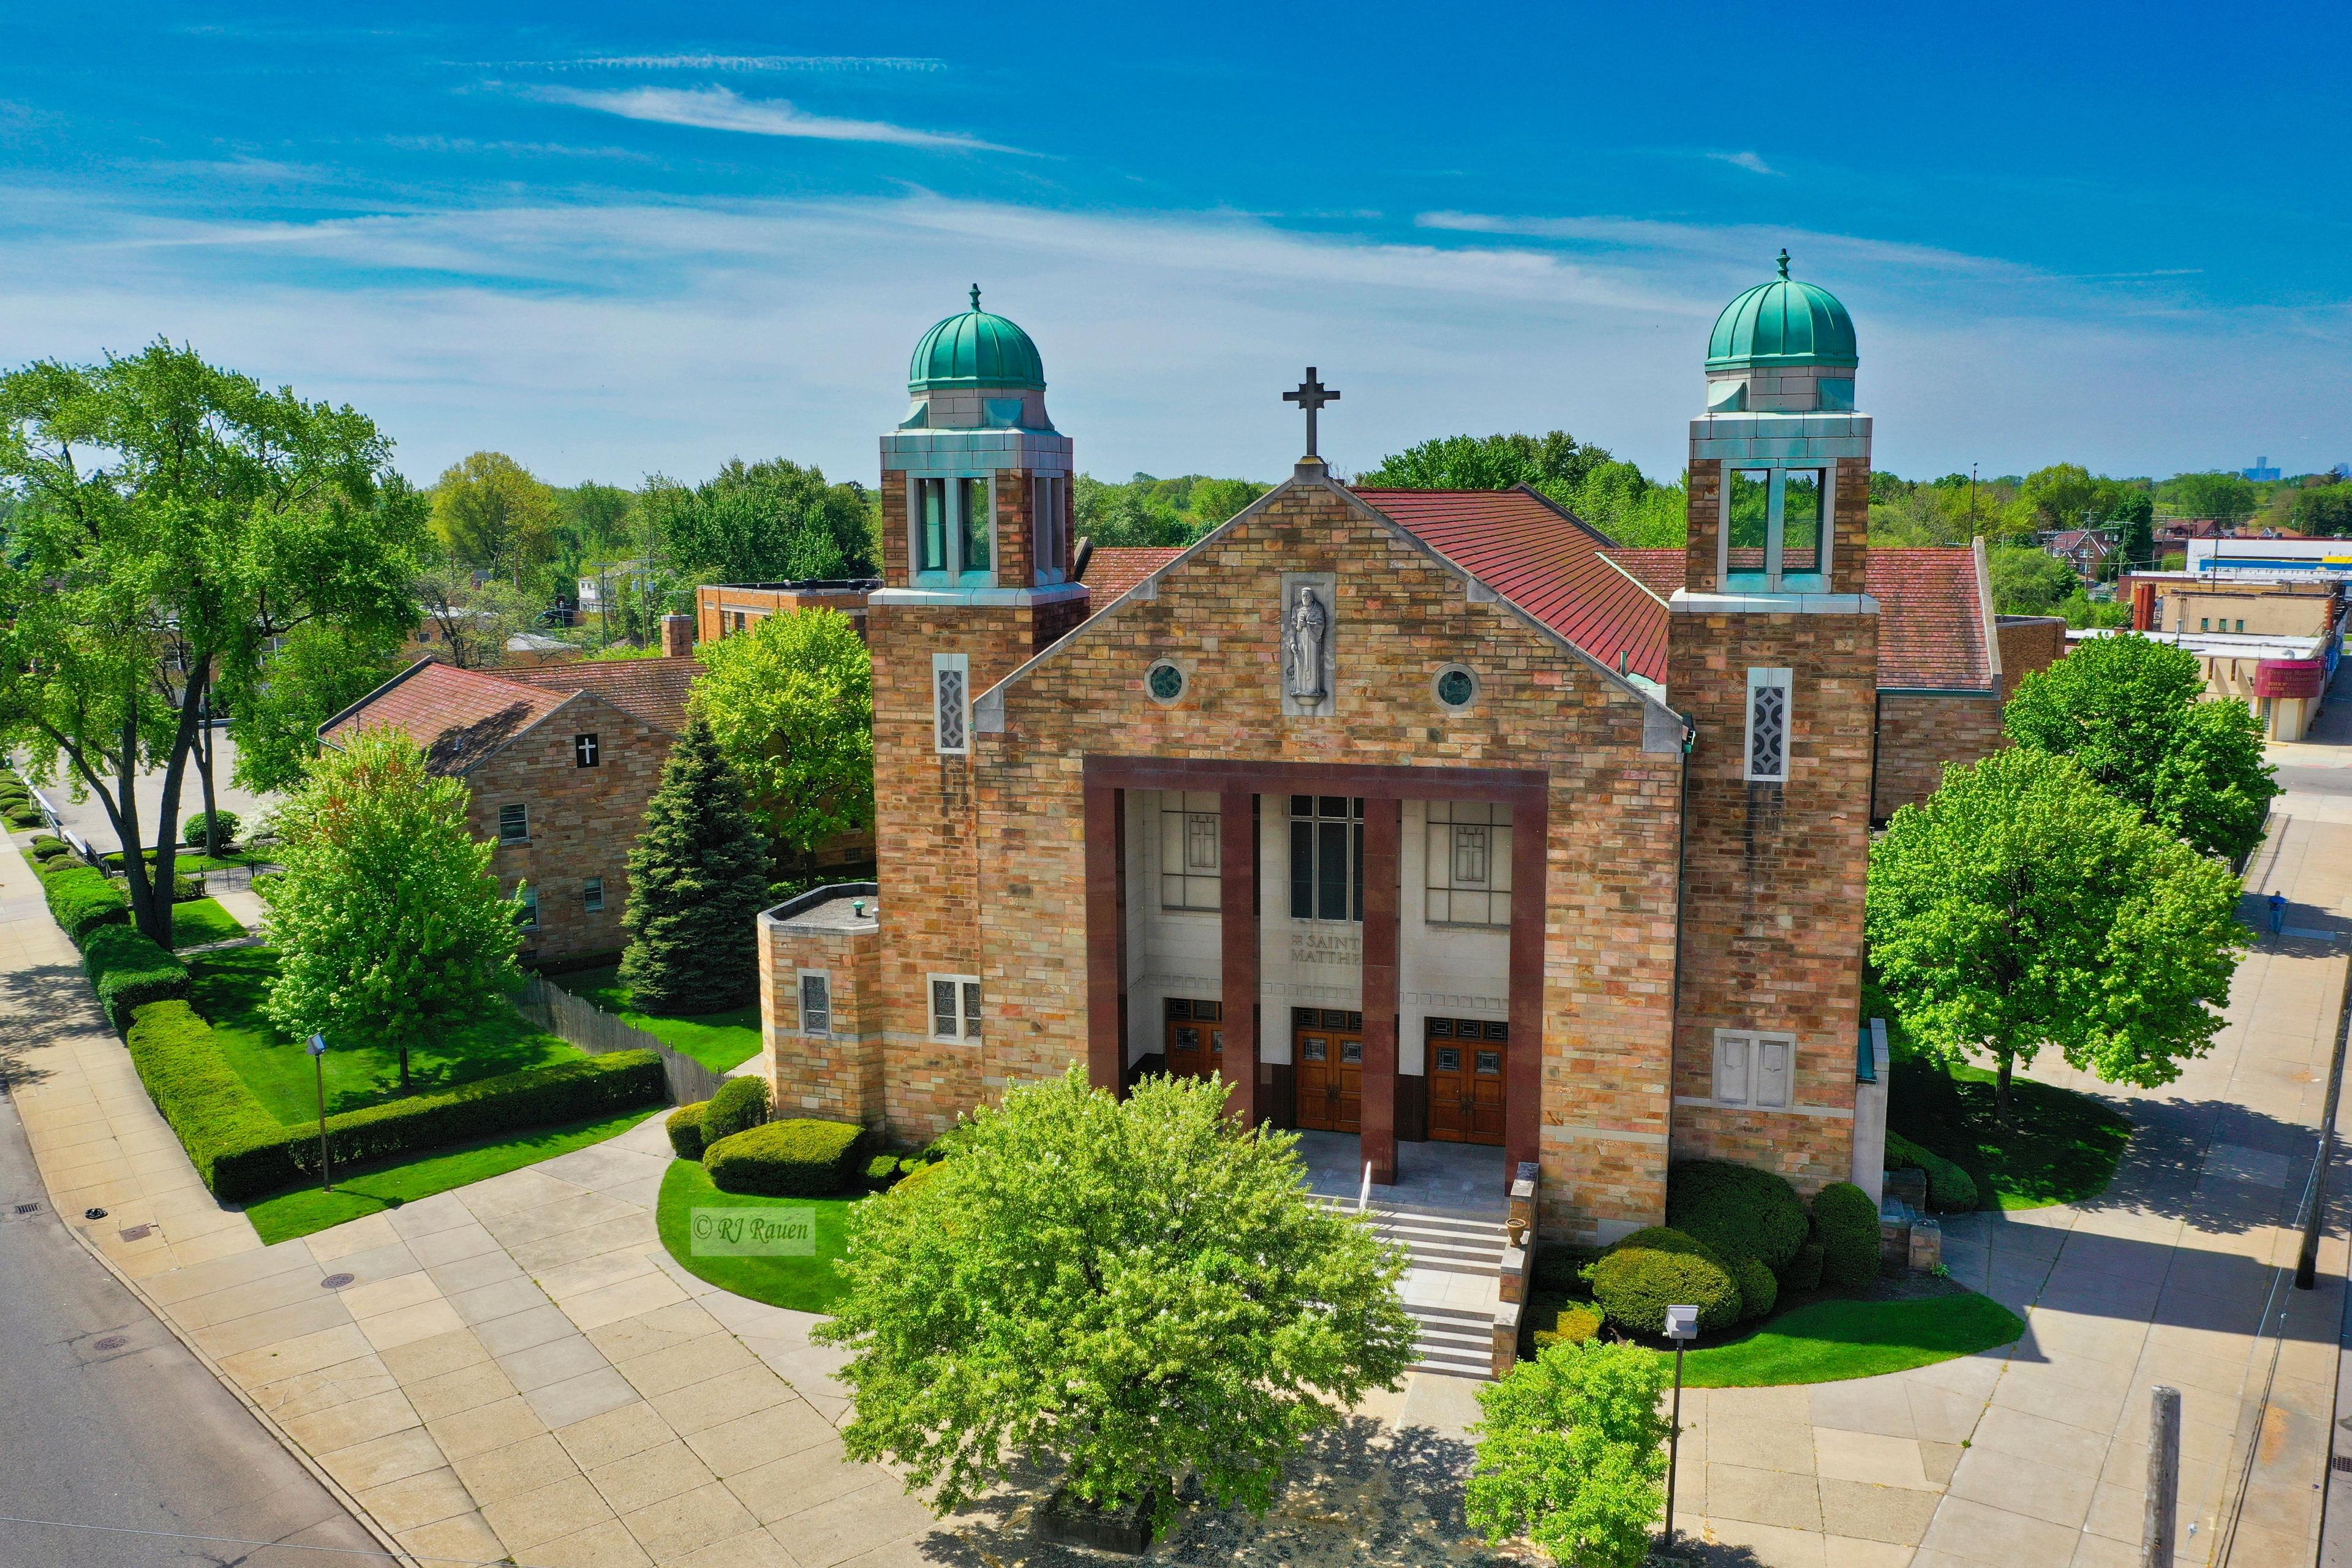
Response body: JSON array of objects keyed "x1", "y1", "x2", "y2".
[
  {"x1": 2158, "y1": 470, "x2": 2258, "y2": 526},
  {"x1": 619, "y1": 718, "x2": 772, "y2": 1012},
  {"x1": 415, "y1": 565, "x2": 532, "y2": 669},
  {"x1": 644, "y1": 458, "x2": 875, "y2": 584},
  {"x1": 429, "y1": 451, "x2": 558, "y2": 586},
  {"x1": 1867, "y1": 747, "x2": 2244, "y2": 1121},
  {"x1": 1986, "y1": 545, "x2": 2078, "y2": 616},
  {"x1": 1466, "y1": 1340, "x2": 1673, "y2": 1568},
  {"x1": 259, "y1": 727, "x2": 525, "y2": 1091},
  {"x1": 690, "y1": 608, "x2": 873, "y2": 873},
  {"x1": 2005, "y1": 631, "x2": 2278, "y2": 861},
  {"x1": 1358, "y1": 430, "x2": 1610, "y2": 492},
  {"x1": 813, "y1": 1067, "x2": 1415, "y2": 1532},
  {"x1": 2291, "y1": 482, "x2": 2352, "y2": 538},
  {"x1": 224, "y1": 620, "x2": 406, "y2": 793},
  {"x1": 0, "y1": 342, "x2": 426, "y2": 947},
  {"x1": 2021, "y1": 463, "x2": 2098, "y2": 531}
]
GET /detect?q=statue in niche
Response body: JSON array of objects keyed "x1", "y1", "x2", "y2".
[{"x1": 1284, "y1": 584, "x2": 1329, "y2": 704}]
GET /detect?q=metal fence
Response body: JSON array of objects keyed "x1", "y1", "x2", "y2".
[{"x1": 514, "y1": 976, "x2": 734, "y2": 1106}]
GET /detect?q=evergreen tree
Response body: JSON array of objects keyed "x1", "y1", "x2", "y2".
[{"x1": 620, "y1": 718, "x2": 772, "y2": 1012}]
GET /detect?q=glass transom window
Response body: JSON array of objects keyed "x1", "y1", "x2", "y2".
[{"x1": 1426, "y1": 802, "x2": 1513, "y2": 927}]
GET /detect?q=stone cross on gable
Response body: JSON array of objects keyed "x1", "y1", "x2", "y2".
[{"x1": 1284, "y1": 368, "x2": 1340, "y2": 459}]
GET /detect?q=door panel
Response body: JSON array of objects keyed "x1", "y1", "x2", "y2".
[
  {"x1": 1164, "y1": 998, "x2": 1224, "y2": 1082},
  {"x1": 1425, "y1": 1019, "x2": 1506, "y2": 1147},
  {"x1": 1294, "y1": 1028, "x2": 1363, "y2": 1133}
]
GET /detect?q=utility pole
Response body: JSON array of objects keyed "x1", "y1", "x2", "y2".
[
  {"x1": 2143, "y1": 1385, "x2": 2180, "y2": 1566},
  {"x1": 1969, "y1": 462, "x2": 1978, "y2": 534}
]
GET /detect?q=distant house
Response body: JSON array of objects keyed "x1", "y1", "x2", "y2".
[
  {"x1": 695, "y1": 578, "x2": 880, "y2": 644},
  {"x1": 404, "y1": 608, "x2": 581, "y2": 671},
  {"x1": 2040, "y1": 528, "x2": 2116, "y2": 578},
  {"x1": 322, "y1": 654, "x2": 701, "y2": 964}
]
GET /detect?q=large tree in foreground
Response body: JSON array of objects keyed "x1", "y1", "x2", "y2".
[
  {"x1": 260, "y1": 727, "x2": 524, "y2": 1091},
  {"x1": 619, "y1": 718, "x2": 771, "y2": 1012},
  {"x1": 1867, "y1": 747, "x2": 2244, "y2": 1122},
  {"x1": 2004, "y1": 630, "x2": 2277, "y2": 862},
  {"x1": 1468, "y1": 1340, "x2": 1673, "y2": 1568},
  {"x1": 690, "y1": 607, "x2": 873, "y2": 875},
  {"x1": 813, "y1": 1068, "x2": 1417, "y2": 1533},
  {"x1": 0, "y1": 343, "x2": 427, "y2": 946}
]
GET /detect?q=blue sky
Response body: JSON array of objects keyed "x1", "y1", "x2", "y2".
[{"x1": 3, "y1": 2, "x2": 2346, "y2": 490}]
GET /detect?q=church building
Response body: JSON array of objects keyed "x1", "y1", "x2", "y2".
[{"x1": 758, "y1": 266, "x2": 2052, "y2": 1246}]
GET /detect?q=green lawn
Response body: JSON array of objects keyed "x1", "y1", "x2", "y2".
[
  {"x1": 1888, "y1": 1053, "x2": 2132, "y2": 1210},
  {"x1": 104, "y1": 847, "x2": 266, "y2": 874},
  {"x1": 655, "y1": 1158, "x2": 856, "y2": 1313},
  {"x1": 551, "y1": 965, "x2": 763, "y2": 1073},
  {"x1": 190, "y1": 946, "x2": 582, "y2": 1123},
  {"x1": 169, "y1": 896, "x2": 247, "y2": 949},
  {"x1": 244, "y1": 1107, "x2": 662, "y2": 1244},
  {"x1": 1670, "y1": 1290, "x2": 2025, "y2": 1388}
]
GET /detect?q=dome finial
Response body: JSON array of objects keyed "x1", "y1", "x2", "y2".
[
  {"x1": 1777, "y1": 249, "x2": 1790, "y2": 281},
  {"x1": 969, "y1": 283, "x2": 982, "y2": 312}
]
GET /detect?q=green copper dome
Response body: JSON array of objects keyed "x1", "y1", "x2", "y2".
[
  {"x1": 1706, "y1": 253, "x2": 1857, "y2": 371},
  {"x1": 908, "y1": 285, "x2": 1045, "y2": 391}
]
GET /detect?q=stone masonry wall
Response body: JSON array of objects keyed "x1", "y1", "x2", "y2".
[
  {"x1": 1666, "y1": 602, "x2": 1874, "y2": 1195},
  {"x1": 975, "y1": 478, "x2": 1689, "y2": 1244},
  {"x1": 1684, "y1": 459, "x2": 1724, "y2": 594},
  {"x1": 467, "y1": 693, "x2": 671, "y2": 965},
  {"x1": 1872, "y1": 693, "x2": 2005, "y2": 821},
  {"x1": 1831, "y1": 458, "x2": 1871, "y2": 597},
  {"x1": 760, "y1": 910, "x2": 884, "y2": 1128},
  {"x1": 1997, "y1": 616, "x2": 2067, "y2": 698}
]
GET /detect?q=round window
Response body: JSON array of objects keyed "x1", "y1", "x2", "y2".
[
  {"x1": 1434, "y1": 665, "x2": 1478, "y2": 709},
  {"x1": 1146, "y1": 660, "x2": 1186, "y2": 704}
]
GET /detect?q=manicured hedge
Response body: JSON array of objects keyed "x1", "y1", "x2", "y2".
[
  {"x1": 1811, "y1": 1182, "x2": 1883, "y2": 1289},
  {"x1": 123, "y1": 998, "x2": 667, "y2": 1202},
  {"x1": 29, "y1": 835, "x2": 73, "y2": 863},
  {"x1": 667, "y1": 1101, "x2": 707, "y2": 1161},
  {"x1": 1666, "y1": 1159, "x2": 1811, "y2": 1273},
  {"x1": 81, "y1": 925, "x2": 192, "y2": 1031},
  {"x1": 1730, "y1": 1253, "x2": 1777, "y2": 1321},
  {"x1": 1531, "y1": 1302, "x2": 1603, "y2": 1351},
  {"x1": 1583, "y1": 1226, "x2": 1744, "y2": 1336},
  {"x1": 1782, "y1": 1240, "x2": 1825, "y2": 1292},
  {"x1": 701, "y1": 1075, "x2": 771, "y2": 1145},
  {"x1": 1887, "y1": 1131, "x2": 1981, "y2": 1213},
  {"x1": 706, "y1": 1118, "x2": 865, "y2": 1197},
  {"x1": 40, "y1": 862, "x2": 129, "y2": 945},
  {"x1": 863, "y1": 1152, "x2": 903, "y2": 1190},
  {"x1": 183, "y1": 809, "x2": 241, "y2": 847},
  {"x1": 5, "y1": 804, "x2": 40, "y2": 829}
]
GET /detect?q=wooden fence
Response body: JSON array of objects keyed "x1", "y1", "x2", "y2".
[{"x1": 514, "y1": 976, "x2": 734, "y2": 1106}]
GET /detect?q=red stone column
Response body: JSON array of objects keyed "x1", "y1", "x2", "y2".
[
  {"x1": 1084, "y1": 782, "x2": 1125, "y2": 1094},
  {"x1": 1219, "y1": 788, "x2": 1259, "y2": 1128},
  {"x1": 1362, "y1": 798, "x2": 1402, "y2": 1184},
  {"x1": 1505, "y1": 788, "x2": 1548, "y2": 1185}
]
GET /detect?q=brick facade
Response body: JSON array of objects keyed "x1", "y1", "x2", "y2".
[
  {"x1": 696, "y1": 583, "x2": 872, "y2": 646},
  {"x1": 1872, "y1": 693, "x2": 2003, "y2": 821},
  {"x1": 758, "y1": 890, "x2": 886, "y2": 1126}
]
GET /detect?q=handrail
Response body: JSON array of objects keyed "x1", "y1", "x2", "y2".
[{"x1": 1357, "y1": 1159, "x2": 1372, "y2": 1215}]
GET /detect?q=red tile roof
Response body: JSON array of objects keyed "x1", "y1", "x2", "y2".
[
  {"x1": 1079, "y1": 546, "x2": 1186, "y2": 604},
  {"x1": 1602, "y1": 548, "x2": 1684, "y2": 600},
  {"x1": 1355, "y1": 486, "x2": 1670, "y2": 682},
  {"x1": 323, "y1": 660, "x2": 570, "y2": 774},
  {"x1": 505, "y1": 655, "x2": 698, "y2": 735},
  {"x1": 1866, "y1": 548, "x2": 1992, "y2": 690}
]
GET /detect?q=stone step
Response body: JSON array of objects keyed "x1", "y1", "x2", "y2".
[{"x1": 1409, "y1": 1345, "x2": 1494, "y2": 1379}]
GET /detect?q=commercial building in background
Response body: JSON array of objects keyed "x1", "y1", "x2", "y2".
[
  {"x1": 2066, "y1": 625, "x2": 2335, "y2": 742},
  {"x1": 695, "y1": 579, "x2": 879, "y2": 644},
  {"x1": 2184, "y1": 537, "x2": 2352, "y2": 578}
]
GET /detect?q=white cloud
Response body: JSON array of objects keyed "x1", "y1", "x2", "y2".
[
  {"x1": 1708, "y1": 151, "x2": 1779, "y2": 176},
  {"x1": 533, "y1": 85, "x2": 1022, "y2": 154},
  {"x1": 503, "y1": 56, "x2": 945, "y2": 74}
]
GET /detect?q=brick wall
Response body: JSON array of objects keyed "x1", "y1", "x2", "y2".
[
  {"x1": 1665, "y1": 601, "x2": 1874, "y2": 1196},
  {"x1": 1831, "y1": 458, "x2": 1871, "y2": 597},
  {"x1": 972, "y1": 478, "x2": 1688, "y2": 1243},
  {"x1": 466, "y1": 692, "x2": 671, "y2": 965},
  {"x1": 695, "y1": 584, "x2": 872, "y2": 646},
  {"x1": 1684, "y1": 459, "x2": 1723, "y2": 593},
  {"x1": 760, "y1": 903, "x2": 885, "y2": 1128},
  {"x1": 1871, "y1": 693, "x2": 2005, "y2": 822},
  {"x1": 1996, "y1": 616, "x2": 2066, "y2": 697}
]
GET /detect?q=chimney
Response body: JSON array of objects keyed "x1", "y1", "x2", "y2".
[{"x1": 662, "y1": 613, "x2": 694, "y2": 658}]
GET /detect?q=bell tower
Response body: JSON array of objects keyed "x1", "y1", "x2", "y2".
[
  {"x1": 1666, "y1": 253, "x2": 1877, "y2": 1194},
  {"x1": 867, "y1": 289, "x2": 1089, "y2": 1139}
]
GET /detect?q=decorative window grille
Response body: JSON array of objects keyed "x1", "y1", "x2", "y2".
[
  {"x1": 1425, "y1": 802, "x2": 1513, "y2": 927},
  {"x1": 1712, "y1": 1030, "x2": 1793, "y2": 1108},
  {"x1": 799, "y1": 973, "x2": 832, "y2": 1036},
  {"x1": 1287, "y1": 796, "x2": 1364, "y2": 923},
  {"x1": 1745, "y1": 668, "x2": 1792, "y2": 783},
  {"x1": 574, "y1": 733, "x2": 600, "y2": 767},
  {"x1": 498, "y1": 803, "x2": 529, "y2": 843},
  {"x1": 1159, "y1": 791, "x2": 1222, "y2": 910},
  {"x1": 929, "y1": 975, "x2": 982, "y2": 1041},
  {"x1": 933, "y1": 654, "x2": 970, "y2": 755},
  {"x1": 582, "y1": 876, "x2": 605, "y2": 913}
]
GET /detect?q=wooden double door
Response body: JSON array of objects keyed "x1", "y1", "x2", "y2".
[
  {"x1": 1294, "y1": 1007, "x2": 1365, "y2": 1133},
  {"x1": 1427, "y1": 1016, "x2": 1507, "y2": 1145},
  {"x1": 1164, "y1": 998, "x2": 1225, "y2": 1081}
]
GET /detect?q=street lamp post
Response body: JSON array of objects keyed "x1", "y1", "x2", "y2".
[
  {"x1": 1662, "y1": 1303, "x2": 1699, "y2": 1559},
  {"x1": 307, "y1": 1032, "x2": 333, "y2": 1191}
]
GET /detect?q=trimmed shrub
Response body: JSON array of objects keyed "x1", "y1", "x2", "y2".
[
  {"x1": 8, "y1": 802, "x2": 45, "y2": 829},
  {"x1": 891, "y1": 1159, "x2": 945, "y2": 1201},
  {"x1": 41, "y1": 863, "x2": 129, "y2": 945},
  {"x1": 1532, "y1": 1243, "x2": 1599, "y2": 1294},
  {"x1": 666, "y1": 1102, "x2": 708, "y2": 1161},
  {"x1": 1531, "y1": 1302, "x2": 1604, "y2": 1352},
  {"x1": 184, "y1": 809, "x2": 241, "y2": 847},
  {"x1": 29, "y1": 835, "x2": 72, "y2": 863},
  {"x1": 1583, "y1": 1226, "x2": 1743, "y2": 1337},
  {"x1": 705, "y1": 1118, "x2": 865, "y2": 1197},
  {"x1": 701, "y1": 1075, "x2": 771, "y2": 1146},
  {"x1": 1811, "y1": 1182, "x2": 1882, "y2": 1289},
  {"x1": 81, "y1": 924, "x2": 192, "y2": 1031},
  {"x1": 1781, "y1": 1241, "x2": 1825, "y2": 1292},
  {"x1": 1730, "y1": 1253, "x2": 1778, "y2": 1321},
  {"x1": 1666, "y1": 1159, "x2": 1810, "y2": 1272},
  {"x1": 1887, "y1": 1131, "x2": 1981, "y2": 1213},
  {"x1": 123, "y1": 997, "x2": 666, "y2": 1202},
  {"x1": 171, "y1": 871, "x2": 205, "y2": 903},
  {"x1": 864, "y1": 1152, "x2": 903, "y2": 1190}
]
